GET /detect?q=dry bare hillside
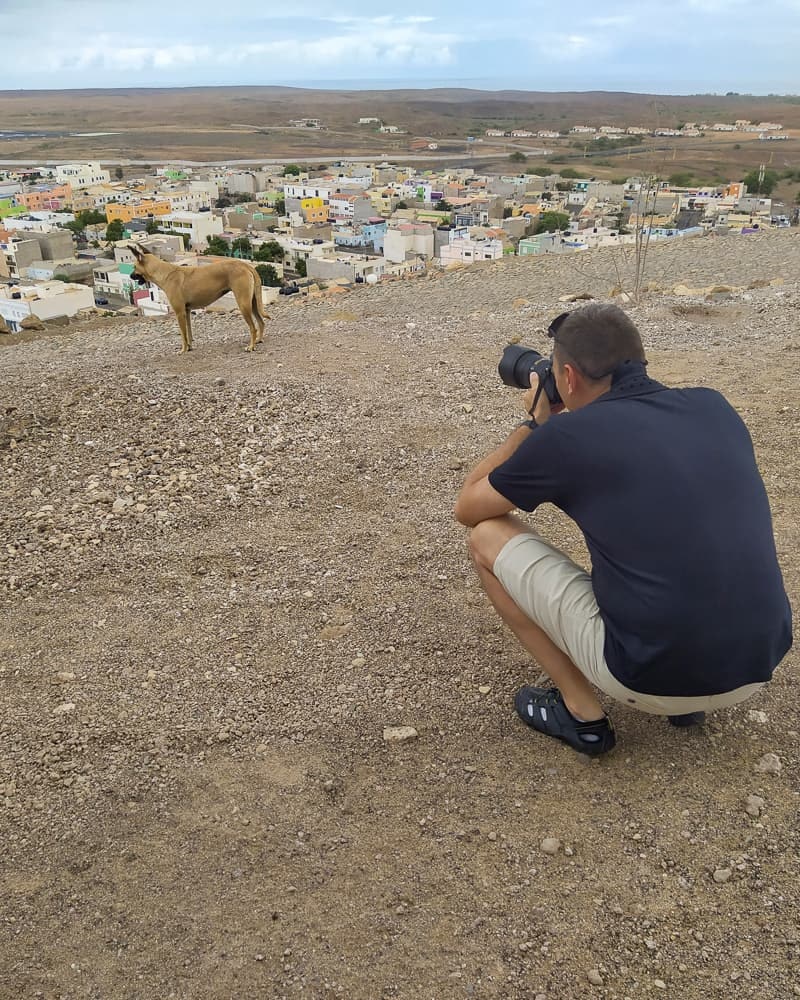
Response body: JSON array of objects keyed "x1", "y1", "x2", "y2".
[
  {"x1": 2, "y1": 86, "x2": 800, "y2": 167},
  {"x1": 1, "y1": 230, "x2": 799, "y2": 1000}
]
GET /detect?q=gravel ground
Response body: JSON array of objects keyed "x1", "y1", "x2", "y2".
[{"x1": 1, "y1": 228, "x2": 799, "y2": 1000}]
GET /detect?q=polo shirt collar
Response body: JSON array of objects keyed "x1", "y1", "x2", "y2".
[{"x1": 598, "y1": 361, "x2": 665, "y2": 401}]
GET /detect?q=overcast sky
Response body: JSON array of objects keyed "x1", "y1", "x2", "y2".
[{"x1": 1, "y1": 0, "x2": 797, "y2": 94}]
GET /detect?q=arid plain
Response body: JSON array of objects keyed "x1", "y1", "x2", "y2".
[{"x1": 2, "y1": 87, "x2": 800, "y2": 199}]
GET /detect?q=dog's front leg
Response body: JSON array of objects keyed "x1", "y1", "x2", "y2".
[{"x1": 185, "y1": 307, "x2": 193, "y2": 351}]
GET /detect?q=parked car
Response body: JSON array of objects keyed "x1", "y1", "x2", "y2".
[
  {"x1": 94, "y1": 296, "x2": 109, "y2": 306},
  {"x1": 278, "y1": 284, "x2": 300, "y2": 296}
]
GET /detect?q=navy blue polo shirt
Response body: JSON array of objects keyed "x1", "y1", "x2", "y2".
[{"x1": 488, "y1": 363, "x2": 792, "y2": 696}]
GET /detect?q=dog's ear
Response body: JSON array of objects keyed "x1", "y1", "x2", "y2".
[{"x1": 129, "y1": 244, "x2": 143, "y2": 260}]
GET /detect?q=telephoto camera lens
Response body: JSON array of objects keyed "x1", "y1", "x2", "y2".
[{"x1": 498, "y1": 344, "x2": 562, "y2": 406}]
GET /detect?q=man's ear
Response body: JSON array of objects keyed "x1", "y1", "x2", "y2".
[{"x1": 563, "y1": 362, "x2": 580, "y2": 396}]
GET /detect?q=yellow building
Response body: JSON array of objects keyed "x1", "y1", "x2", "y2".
[
  {"x1": 106, "y1": 200, "x2": 172, "y2": 223},
  {"x1": 300, "y1": 197, "x2": 328, "y2": 224}
]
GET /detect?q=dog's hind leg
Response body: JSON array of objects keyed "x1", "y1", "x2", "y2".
[
  {"x1": 171, "y1": 299, "x2": 191, "y2": 354},
  {"x1": 252, "y1": 291, "x2": 265, "y2": 345},
  {"x1": 233, "y1": 284, "x2": 259, "y2": 352}
]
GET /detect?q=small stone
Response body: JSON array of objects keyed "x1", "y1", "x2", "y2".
[
  {"x1": 447, "y1": 459, "x2": 464, "y2": 471},
  {"x1": 478, "y1": 685, "x2": 491, "y2": 695},
  {"x1": 713, "y1": 868, "x2": 732, "y2": 884},
  {"x1": 587, "y1": 969, "x2": 604, "y2": 986},
  {"x1": 55, "y1": 671, "x2": 76, "y2": 682},
  {"x1": 487, "y1": 831, "x2": 497, "y2": 842},
  {"x1": 216, "y1": 730, "x2": 231, "y2": 742},
  {"x1": 654, "y1": 980, "x2": 667, "y2": 990},
  {"x1": 383, "y1": 726, "x2": 418, "y2": 743},
  {"x1": 540, "y1": 837, "x2": 560, "y2": 855},
  {"x1": 52, "y1": 702, "x2": 76, "y2": 716},
  {"x1": 214, "y1": 377, "x2": 225, "y2": 386},
  {"x1": 756, "y1": 752, "x2": 781, "y2": 774},
  {"x1": 350, "y1": 656, "x2": 366, "y2": 668},
  {"x1": 745, "y1": 794, "x2": 765, "y2": 817},
  {"x1": 747, "y1": 710, "x2": 768, "y2": 724}
]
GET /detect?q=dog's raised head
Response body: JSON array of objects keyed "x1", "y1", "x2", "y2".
[{"x1": 128, "y1": 244, "x2": 153, "y2": 284}]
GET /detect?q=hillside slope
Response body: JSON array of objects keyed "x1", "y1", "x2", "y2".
[{"x1": 1, "y1": 230, "x2": 798, "y2": 1000}]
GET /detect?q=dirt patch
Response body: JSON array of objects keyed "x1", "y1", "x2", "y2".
[{"x1": 1, "y1": 237, "x2": 798, "y2": 999}]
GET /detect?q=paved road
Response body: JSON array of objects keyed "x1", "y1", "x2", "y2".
[{"x1": 0, "y1": 150, "x2": 550, "y2": 168}]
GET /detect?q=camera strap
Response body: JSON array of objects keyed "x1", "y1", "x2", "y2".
[{"x1": 528, "y1": 381, "x2": 546, "y2": 417}]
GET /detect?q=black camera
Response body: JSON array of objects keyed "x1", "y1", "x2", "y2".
[{"x1": 498, "y1": 344, "x2": 562, "y2": 406}]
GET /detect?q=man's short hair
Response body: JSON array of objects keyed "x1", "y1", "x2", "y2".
[{"x1": 551, "y1": 304, "x2": 646, "y2": 381}]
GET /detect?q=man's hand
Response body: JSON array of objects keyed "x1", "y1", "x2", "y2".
[{"x1": 522, "y1": 372, "x2": 564, "y2": 425}]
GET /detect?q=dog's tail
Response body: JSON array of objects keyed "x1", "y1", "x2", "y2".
[{"x1": 252, "y1": 269, "x2": 270, "y2": 321}]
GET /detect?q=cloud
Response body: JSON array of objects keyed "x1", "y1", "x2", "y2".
[
  {"x1": 40, "y1": 23, "x2": 459, "y2": 79},
  {"x1": 2, "y1": 0, "x2": 799, "y2": 91},
  {"x1": 534, "y1": 33, "x2": 608, "y2": 60},
  {"x1": 588, "y1": 14, "x2": 634, "y2": 27}
]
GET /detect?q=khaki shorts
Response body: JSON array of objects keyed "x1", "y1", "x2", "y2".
[{"x1": 493, "y1": 531, "x2": 765, "y2": 716}]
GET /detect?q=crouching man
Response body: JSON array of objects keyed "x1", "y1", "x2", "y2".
[{"x1": 454, "y1": 304, "x2": 792, "y2": 756}]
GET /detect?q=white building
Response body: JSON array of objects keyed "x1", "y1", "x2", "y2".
[
  {"x1": 163, "y1": 189, "x2": 213, "y2": 213},
  {"x1": 439, "y1": 233, "x2": 504, "y2": 265},
  {"x1": 93, "y1": 262, "x2": 135, "y2": 299},
  {"x1": 157, "y1": 211, "x2": 223, "y2": 249},
  {"x1": 55, "y1": 162, "x2": 110, "y2": 189},
  {"x1": 400, "y1": 179, "x2": 434, "y2": 203},
  {"x1": 1, "y1": 213, "x2": 75, "y2": 231},
  {"x1": 0, "y1": 281, "x2": 94, "y2": 330},
  {"x1": 383, "y1": 223, "x2": 434, "y2": 263},
  {"x1": 283, "y1": 181, "x2": 333, "y2": 202}
]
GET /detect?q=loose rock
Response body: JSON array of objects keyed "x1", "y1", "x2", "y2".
[
  {"x1": 756, "y1": 753, "x2": 782, "y2": 774},
  {"x1": 383, "y1": 726, "x2": 418, "y2": 743},
  {"x1": 745, "y1": 794, "x2": 765, "y2": 817}
]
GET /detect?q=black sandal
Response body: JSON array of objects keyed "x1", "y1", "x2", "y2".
[
  {"x1": 667, "y1": 712, "x2": 706, "y2": 727},
  {"x1": 514, "y1": 686, "x2": 616, "y2": 756}
]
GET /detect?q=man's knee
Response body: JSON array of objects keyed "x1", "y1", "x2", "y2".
[{"x1": 468, "y1": 517, "x2": 520, "y2": 571}]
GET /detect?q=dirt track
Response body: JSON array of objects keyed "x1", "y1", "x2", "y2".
[{"x1": 1, "y1": 231, "x2": 798, "y2": 999}]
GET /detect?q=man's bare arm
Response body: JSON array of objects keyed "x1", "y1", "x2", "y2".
[{"x1": 453, "y1": 423, "x2": 532, "y2": 527}]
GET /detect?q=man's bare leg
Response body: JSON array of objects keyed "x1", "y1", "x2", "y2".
[{"x1": 469, "y1": 515, "x2": 606, "y2": 722}]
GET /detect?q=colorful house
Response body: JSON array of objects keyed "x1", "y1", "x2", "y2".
[
  {"x1": 300, "y1": 197, "x2": 328, "y2": 224},
  {"x1": 106, "y1": 200, "x2": 172, "y2": 224}
]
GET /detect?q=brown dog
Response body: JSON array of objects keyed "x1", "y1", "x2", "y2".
[{"x1": 129, "y1": 245, "x2": 269, "y2": 354}]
